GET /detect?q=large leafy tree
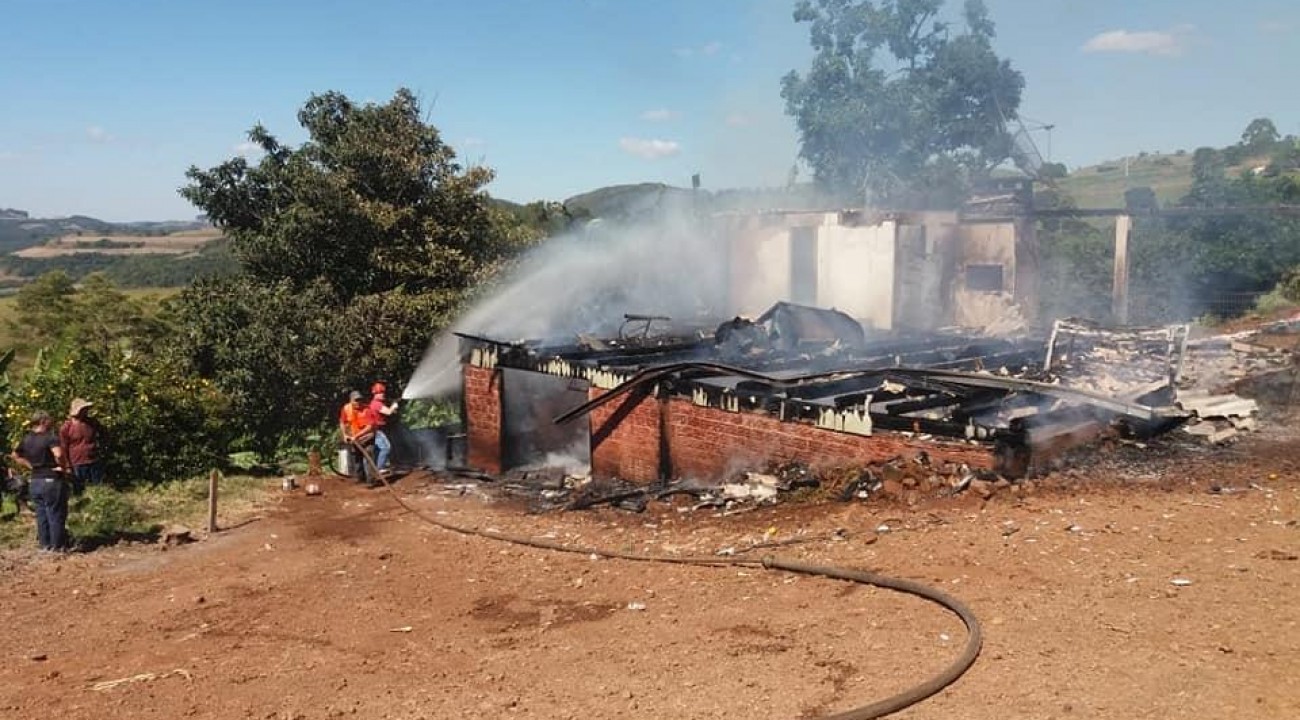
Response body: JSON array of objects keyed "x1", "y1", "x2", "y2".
[
  {"x1": 1172, "y1": 145, "x2": 1300, "y2": 294},
  {"x1": 781, "y1": 0, "x2": 1024, "y2": 207},
  {"x1": 178, "y1": 89, "x2": 537, "y2": 456},
  {"x1": 182, "y1": 88, "x2": 519, "y2": 299}
]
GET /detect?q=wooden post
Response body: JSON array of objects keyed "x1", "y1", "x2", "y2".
[
  {"x1": 207, "y1": 469, "x2": 219, "y2": 533},
  {"x1": 1112, "y1": 215, "x2": 1131, "y2": 325}
]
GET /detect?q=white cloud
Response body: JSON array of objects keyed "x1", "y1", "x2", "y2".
[
  {"x1": 86, "y1": 125, "x2": 111, "y2": 143},
  {"x1": 619, "y1": 137, "x2": 681, "y2": 160},
  {"x1": 641, "y1": 108, "x2": 681, "y2": 122},
  {"x1": 674, "y1": 41, "x2": 723, "y2": 59},
  {"x1": 1081, "y1": 26, "x2": 1193, "y2": 56},
  {"x1": 724, "y1": 113, "x2": 751, "y2": 128},
  {"x1": 232, "y1": 140, "x2": 261, "y2": 158},
  {"x1": 1260, "y1": 20, "x2": 1291, "y2": 34}
]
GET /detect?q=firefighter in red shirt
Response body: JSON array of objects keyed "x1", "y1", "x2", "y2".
[{"x1": 368, "y1": 382, "x2": 400, "y2": 475}]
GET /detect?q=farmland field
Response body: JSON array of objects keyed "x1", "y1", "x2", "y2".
[{"x1": 13, "y1": 229, "x2": 223, "y2": 258}]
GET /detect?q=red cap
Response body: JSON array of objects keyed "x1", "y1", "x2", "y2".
[{"x1": 371, "y1": 382, "x2": 386, "y2": 394}]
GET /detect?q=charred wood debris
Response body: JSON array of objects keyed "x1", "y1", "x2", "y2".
[{"x1": 446, "y1": 306, "x2": 1298, "y2": 514}]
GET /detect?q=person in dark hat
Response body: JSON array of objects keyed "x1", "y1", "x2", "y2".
[
  {"x1": 60, "y1": 397, "x2": 104, "y2": 494},
  {"x1": 338, "y1": 389, "x2": 377, "y2": 486},
  {"x1": 12, "y1": 411, "x2": 69, "y2": 551}
]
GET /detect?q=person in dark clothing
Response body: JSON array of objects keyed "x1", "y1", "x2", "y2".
[
  {"x1": 12, "y1": 411, "x2": 69, "y2": 551},
  {"x1": 60, "y1": 397, "x2": 105, "y2": 494}
]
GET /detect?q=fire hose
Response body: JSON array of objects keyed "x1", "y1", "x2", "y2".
[{"x1": 347, "y1": 441, "x2": 981, "y2": 720}]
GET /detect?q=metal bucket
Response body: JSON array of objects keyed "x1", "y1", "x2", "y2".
[{"x1": 337, "y1": 448, "x2": 350, "y2": 477}]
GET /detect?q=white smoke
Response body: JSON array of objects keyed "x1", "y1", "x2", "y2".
[{"x1": 403, "y1": 195, "x2": 727, "y2": 399}]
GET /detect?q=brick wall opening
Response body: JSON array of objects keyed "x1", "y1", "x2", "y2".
[{"x1": 501, "y1": 369, "x2": 591, "y2": 470}]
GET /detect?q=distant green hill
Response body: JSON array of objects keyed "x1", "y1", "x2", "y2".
[
  {"x1": 0, "y1": 212, "x2": 210, "y2": 255},
  {"x1": 1051, "y1": 152, "x2": 1197, "y2": 209},
  {"x1": 564, "y1": 183, "x2": 696, "y2": 219},
  {"x1": 0, "y1": 211, "x2": 223, "y2": 288},
  {"x1": 550, "y1": 144, "x2": 1291, "y2": 220},
  {"x1": 560, "y1": 182, "x2": 831, "y2": 220},
  {"x1": 1051, "y1": 150, "x2": 1278, "y2": 209}
]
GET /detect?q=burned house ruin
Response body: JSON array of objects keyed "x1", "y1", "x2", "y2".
[
  {"x1": 450, "y1": 206, "x2": 1272, "y2": 485},
  {"x1": 460, "y1": 305, "x2": 1197, "y2": 484}
]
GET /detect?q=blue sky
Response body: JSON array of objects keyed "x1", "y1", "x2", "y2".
[{"x1": 1, "y1": 0, "x2": 1298, "y2": 221}]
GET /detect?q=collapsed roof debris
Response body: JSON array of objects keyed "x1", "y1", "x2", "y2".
[
  {"x1": 456, "y1": 303, "x2": 1297, "y2": 498},
  {"x1": 1044, "y1": 318, "x2": 1189, "y2": 402}
]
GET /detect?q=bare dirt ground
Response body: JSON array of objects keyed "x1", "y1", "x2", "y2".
[{"x1": 2, "y1": 427, "x2": 1298, "y2": 720}]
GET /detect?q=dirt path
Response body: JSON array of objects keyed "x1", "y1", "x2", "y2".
[{"x1": 1, "y1": 435, "x2": 1298, "y2": 720}]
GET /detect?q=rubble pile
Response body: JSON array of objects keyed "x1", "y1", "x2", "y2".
[
  {"x1": 1045, "y1": 319, "x2": 1187, "y2": 400},
  {"x1": 1175, "y1": 314, "x2": 1299, "y2": 443},
  {"x1": 1182, "y1": 333, "x2": 1297, "y2": 396},
  {"x1": 444, "y1": 456, "x2": 1019, "y2": 515},
  {"x1": 1046, "y1": 316, "x2": 1299, "y2": 446}
]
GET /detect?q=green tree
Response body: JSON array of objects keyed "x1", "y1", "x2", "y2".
[
  {"x1": 781, "y1": 0, "x2": 1024, "y2": 207},
  {"x1": 1173, "y1": 146, "x2": 1300, "y2": 297},
  {"x1": 12, "y1": 270, "x2": 77, "y2": 342},
  {"x1": 177, "y1": 89, "x2": 539, "y2": 458},
  {"x1": 1240, "y1": 117, "x2": 1280, "y2": 151},
  {"x1": 181, "y1": 89, "x2": 524, "y2": 300},
  {"x1": 10, "y1": 271, "x2": 171, "y2": 355}
]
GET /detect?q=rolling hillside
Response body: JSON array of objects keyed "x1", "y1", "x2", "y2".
[
  {"x1": 1051, "y1": 150, "x2": 1279, "y2": 209},
  {"x1": 0, "y1": 211, "x2": 230, "y2": 289}
]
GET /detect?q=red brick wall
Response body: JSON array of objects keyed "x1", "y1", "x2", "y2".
[
  {"x1": 660, "y1": 398, "x2": 993, "y2": 482},
  {"x1": 588, "y1": 387, "x2": 662, "y2": 481},
  {"x1": 464, "y1": 364, "x2": 503, "y2": 473},
  {"x1": 467, "y1": 364, "x2": 996, "y2": 482}
]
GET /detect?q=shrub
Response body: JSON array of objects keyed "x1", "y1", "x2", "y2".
[
  {"x1": 6, "y1": 343, "x2": 232, "y2": 485},
  {"x1": 1252, "y1": 266, "x2": 1300, "y2": 315},
  {"x1": 400, "y1": 398, "x2": 460, "y2": 429},
  {"x1": 68, "y1": 485, "x2": 147, "y2": 542},
  {"x1": 1280, "y1": 267, "x2": 1300, "y2": 302}
]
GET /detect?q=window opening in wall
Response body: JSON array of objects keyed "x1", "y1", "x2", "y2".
[{"x1": 965, "y1": 263, "x2": 1004, "y2": 292}]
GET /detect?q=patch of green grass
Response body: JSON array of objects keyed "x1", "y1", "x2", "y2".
[
  {"x1": 112, "y1": 473, "x2": 276, "y2": 533},
  {"x1": 0, "y1": 494, "x2": 29, "y2": 546},
  {"x1": 0, "y1": 474, "x2": 277, "y2": 550}
]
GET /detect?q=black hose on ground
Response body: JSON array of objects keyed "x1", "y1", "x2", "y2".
[
  {"x1": 760, "y1": 557, "x2": 982, "y2": 720},
  {"x1": 349, "y1": 442, "x2": 981, "y2": 719}
]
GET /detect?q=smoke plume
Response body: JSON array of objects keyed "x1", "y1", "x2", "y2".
[{"x1": 404, "y1": 194, "x2": 729, "y2": 399}]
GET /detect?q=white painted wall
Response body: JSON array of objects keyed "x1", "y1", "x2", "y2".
[
  {"x1": 816, "y1": 220, "x2": 897, "y2": 330},
  {"x1": 728, "y1": 225, "x2": 791, "y2": 317},
  {"x1": 952, "y1": 223, "x2": 1018, "y2": 329}
]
